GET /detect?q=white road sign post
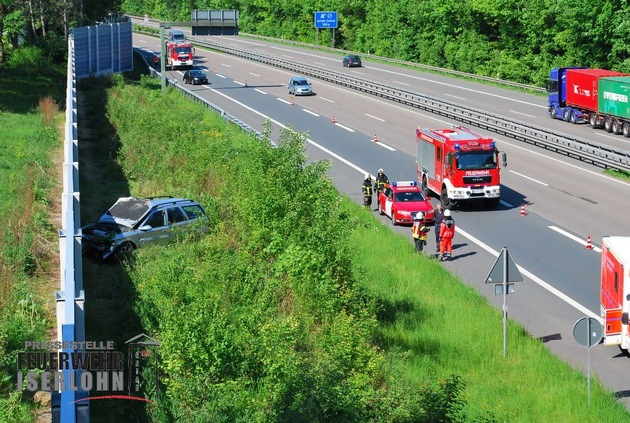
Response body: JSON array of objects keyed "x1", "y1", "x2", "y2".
[
  {"x1": 573, "y1": 317, "x2": 603, "y2": 407},
  {"x1": 485, "y1": 247, "x2": 524, "y2": 358}
]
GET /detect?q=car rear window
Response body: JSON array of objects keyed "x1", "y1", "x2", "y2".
[{"x1": 182, "y1": 205, "x2": 205, "y2": 219}]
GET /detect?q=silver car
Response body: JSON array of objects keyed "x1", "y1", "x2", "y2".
[
  {"x1": 81, "y1": 196, "x2": 207, "y2": 261},
  {"x1": 288, "y1": 76, "x2": 313, "y2": 96}
]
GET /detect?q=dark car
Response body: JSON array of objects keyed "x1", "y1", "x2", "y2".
[
  {"x1": 342, "y1": 54, "x2": 362, "y2": 68},
  {"x1": 183, "y1": 70, "x2": 208, "y2": 85}
]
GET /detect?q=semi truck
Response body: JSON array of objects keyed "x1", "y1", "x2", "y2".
[
  {"x1": 416, "y1": 126, "x2": 506, "y2": 209},
  {"x1": 165, "y1": 41, "x2": 194, "y2": 70},
  {"x1": 600, "y1": 236, "x2": 630, "y2": 354},
  {"x1": 548, "y1": 67, "x2": 630, "y2": 137}
]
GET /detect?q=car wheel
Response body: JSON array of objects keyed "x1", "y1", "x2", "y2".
[
  {"x1": 378, "y1": 202, "x2": 384, "y2": 215},
  {"x1": 391, "y1": 210, "x2": 397, "y2": 226},
  {"x1": 422, "y1": 177, "x2": 431, "y2": 198},
  {"x1": 441, "y1": 188, "x2": 453, "y2": 209},
  {"x1": 550, "y1": 106, "x2": 556, "y2": 119},
  {"x1": 115, "y1": 242, "x2": 135, "y2": 261}
]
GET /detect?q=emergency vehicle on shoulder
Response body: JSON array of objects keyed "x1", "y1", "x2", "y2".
[
  {"x1": 378, "y1": 181, "x2": 435, "y2": 226},
  {"x1": 416, "y1": 126, "x2": 507, "y2": 209},
  {"x1": 601, "y1": 236, "x2": 630, "y2": 354}
]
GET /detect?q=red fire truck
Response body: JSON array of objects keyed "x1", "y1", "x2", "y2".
[
  {"x1": 416, "y1": 126, "x2": 507, "y2": 209},
  {"x1": 601, "y1": 236, "x2": 630, "y2": 354},
  {"x1": 165, "y1": 42, "x2": 194, "y2": 70}
]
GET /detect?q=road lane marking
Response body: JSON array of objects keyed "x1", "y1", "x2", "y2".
[
  {"x1": 249, "y1": 72, "x2": 260, "y2": 77},
  {"x1": 365, "y1": 113, "x2": 384, "y2": 122},
  {"x1": 509, "y1": 170, "x2": 548, "y2": 186},
  {"x1": 335, "y1": 123, "x2": 355, "y2": 132},
  {"x1": 456, "y1": 226, "x2": 601, "y2": 321},
  {"x1": 375, "y1": 142, "x2": 396, "y2": 151},
  {"x1": 393, "y1": 80, "x2": 410, "y2": 86},
  {"x1": 234, "y1": 81, "x2": 246, "y2": 86},
  {"x1": 303, "y1": 109, "x2": 319, "y2": 117},
  {"x1": 548, "y1": 226, "x2": 602, "y2": 253},
  {"x1": 509, "y1": 110, "x2": 535, "y2": 118},
  {"x1": 254, "y1": 89, "x2": 267, "y2": 94},
  {"x1": 208, "y1": 87, "x2": 600, "y2": 321},
  {"x1": 445, "y1": 94, "x2": 465, "y2": 100},
  {"x1": 319, "y1": 97, "x2": 335, "y2": 103}
]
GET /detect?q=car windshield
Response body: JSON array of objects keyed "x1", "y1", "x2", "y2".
[
  {"x1": 455, "y1": 152, "x2": 496, "y2": 170},
  {"x1": 295, "y1": 79, "x2": 309, "y2": 86},
  {"x1": 175, "y1": 46, "x2": 191, "y2": 54},
  {"x1": 395, "y1": 191, "x2": 425, "y2": 202},
  {"x1": 106, "y1": 198, "x2": 150, "y2": 221},
  {"x1": 190, "y1": 71, "x2": 205, "y2": 77}
]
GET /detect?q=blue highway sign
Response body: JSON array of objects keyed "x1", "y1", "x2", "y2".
[{"x1": 314, "y1": 11, "x2": 338, "y2": 29}]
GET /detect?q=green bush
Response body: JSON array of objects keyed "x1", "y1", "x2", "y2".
[{"x1": 6, "y1": 46, "x2": 50, "y2": 75}]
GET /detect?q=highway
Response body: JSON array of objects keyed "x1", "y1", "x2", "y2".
[{"x1": 132, "y1": 31, "x2": 630, "y2": 411}]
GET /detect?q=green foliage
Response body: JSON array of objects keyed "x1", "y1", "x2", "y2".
[
  {"x1": 104, "y1": 79, "x2": 478, "y2": 421},
  {"x1": 0, "y1": 391, "x2": 31, "y2": 423},
  {"x1": 6, "y1": 46, "x2": 50, "y2": 75},
  {"x1": 124, "y1": 0, "x2": 630, "y2": 85},
  {"x1": 0, "y1": 83, "x2": 58, "y2": 415}
]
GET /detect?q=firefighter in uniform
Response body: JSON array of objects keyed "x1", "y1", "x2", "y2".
[
  {"x1": 362, "y1": 174, "x2": 373, "y2": 209},
  {"x1": 374, "y1": 168, "x2": 389, "y2": 210},
  {"x1": 438, "y1": 209, "x2": 455, "y2": 261},
  {"x1": 411, "y1": 212, "x2": 430, "y2": 253}
]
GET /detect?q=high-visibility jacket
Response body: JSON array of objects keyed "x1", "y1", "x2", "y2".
[
  {"x1": 439, "y1": 218, "x2": 455, "y2": 239},
  {"x1": 374, "y1": 174, "x2": 389, "y2": 194},
  {"x1": 412, "y1": 221, "x2": 429, "y2": 240},
  {"x1": 362, "y1": 179, "x2": 373, "y2": 196}
]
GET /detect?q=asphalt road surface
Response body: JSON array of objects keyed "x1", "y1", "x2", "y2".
[{"x1": 133, "y1": 30, "x2": 630, "y2": 411}]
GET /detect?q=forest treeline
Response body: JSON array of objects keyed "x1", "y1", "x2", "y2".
[{"x1": 121, "y1": 0, "x2": 630, "y2": 86}]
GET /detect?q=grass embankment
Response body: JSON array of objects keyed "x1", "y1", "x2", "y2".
[
  {"x1": 0, "y1": 64, "x2": 65, "y2": 420},
  {"x1": 79, "y1": 64, "x2": 630, "y2": 422}
]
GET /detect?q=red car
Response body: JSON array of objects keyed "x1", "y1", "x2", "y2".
[{"x1": 378, "y1": 181, "x2": 435, "y2": 226}]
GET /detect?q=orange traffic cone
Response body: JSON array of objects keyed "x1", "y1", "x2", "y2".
[
  {"x1": 332, "y1": 116, "x2": 336, "y2": 124},
  {"x1": 520, "y1": 204, "x2": 526, "y2": 216},
  {"x1": 586, "y1": 235, "x2": 593, "y2": 250},
  {"x1": 290, "y1": 95, "x2": 294, "y2": 106},
  {"x1": 373, "y1": 134, "x2": 378, "y2": 143}
]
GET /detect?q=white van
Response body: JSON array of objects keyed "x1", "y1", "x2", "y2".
[{"x1": 167, "y1": 29, "x2": 186, "y2": 44}]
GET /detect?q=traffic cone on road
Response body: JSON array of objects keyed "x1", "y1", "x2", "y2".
[
  {"x1": 290, "y1": 95, "x2": 294, "y2": 106},
  {"x1": 586, "y1": 235, "x2": 593, "y2": 250},
  {"x1": 373, "y1": 134, "x2": 378, "y2": 143},
  {"x1": 332, "y1": 116, "x2": 336, "y2": 124},
  {"x1": 520, "y1": 204, "x2": 526, "y2": 216}
]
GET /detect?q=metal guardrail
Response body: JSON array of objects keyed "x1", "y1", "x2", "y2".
[
  {"x1": 135, "y1": 48, "x2": 270, "y2": 145},
  {"x1": 185, "y1": 36, "x2": 630, "y2": 172}
]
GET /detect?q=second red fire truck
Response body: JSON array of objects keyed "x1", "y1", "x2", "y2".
[
  {"x1": 601, "y1": 236, "x2": 630, "y2": 355},
  {"x1": 416, "y1": 126, "x2": 507, "y2": 209}
]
